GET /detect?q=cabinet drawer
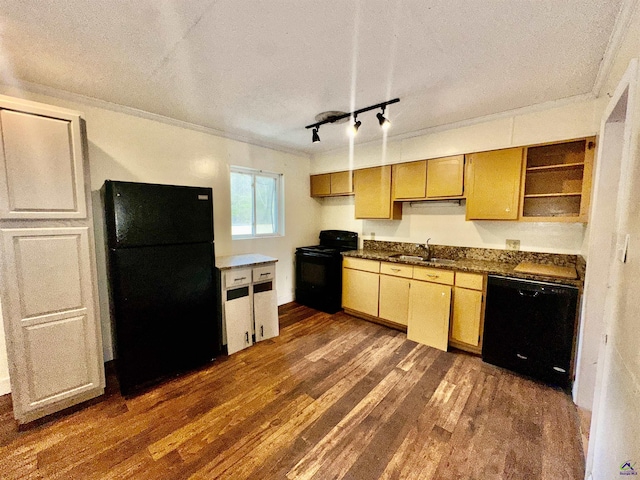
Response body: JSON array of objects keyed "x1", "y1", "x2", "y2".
[
  {"x1": 343, "y1": 257, "x2": 380, "y2": 273},
  {"x1": 413, "y1": 266, "x2": 454, "y2": 285},
  {"x1": 455, "y1": 272, "x2": 484, "y2": 290},
  {"x1": 380, "y1": 262, "x2": 413, "y2": 278},
  {"x1": 224, "y1": 268, "x2": 251, "y2": 288},
  {"x1": 253, "y1": 264, "x2": 275, "y2": 283}
]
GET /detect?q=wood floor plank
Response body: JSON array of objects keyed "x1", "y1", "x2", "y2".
[{"x1": 0, "y1": 302, "x2": 585, "y2": 480}]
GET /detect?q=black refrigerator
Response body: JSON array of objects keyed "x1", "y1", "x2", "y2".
[{"x1": 102, "y1": 180, "x2": 220, "y2": 395}]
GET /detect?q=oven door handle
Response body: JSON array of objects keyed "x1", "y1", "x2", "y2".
[{"x1": 298, "y1": 252, "x2": 333, "y2": 259}]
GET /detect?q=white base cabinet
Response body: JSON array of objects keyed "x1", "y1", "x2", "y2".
[
  {"x1": 216, "y1": 256, "x2": 279, "y2": 355},
  {"x1": 224, "y1": 293, "x2": 253, "y2": 355}
]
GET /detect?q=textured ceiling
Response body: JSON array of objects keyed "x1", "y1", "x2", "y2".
[{"x1": 0, "y1": 1, "x2": 624, "y2": 154}]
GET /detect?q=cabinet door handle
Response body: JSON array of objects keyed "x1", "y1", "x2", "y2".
[
  {"x1": 260, "y1": 272, "x2": 269, "y2": 277},
  {"x1": 553, "y1": 366, "x2": 566, "y2": 373},
  {"x1": 516, "y1": 353, "x2": 528, "y2": 360},
  {"x1": 261, "y1": 325, "x2": 264, "y2": 337},
  {"x1": 426, "y1": 274, "x2": 438, "y2": 278},
  {"x1": 245, "y1": 331, "x2": 249, "y2": 344},
  {"x1": 235, "y1": 277, "x2": 247, "y2": 282}
]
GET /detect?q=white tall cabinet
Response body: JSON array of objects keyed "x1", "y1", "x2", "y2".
[
  {"x1": 216, "y1": 254, "x2": 279, "y2": 355},
  {"x1": 0, "y1": 95, "x2": 104, "y2": 424}
]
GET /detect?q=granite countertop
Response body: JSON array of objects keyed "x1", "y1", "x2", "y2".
[
  {"x1": 343, "y1": 244, "x2": 584, "y2": 288},
  {"x1": 216, "y1": 253, "x2": 278, "y2": 270}
]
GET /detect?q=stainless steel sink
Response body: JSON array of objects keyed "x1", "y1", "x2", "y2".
[
  {"x1": 388, "y1": 253, "x2": 456, "y2": 265},
  {"x1": 388, "y1": 253, "x2": 427, "y2": 261},
  {"x1": 427, "y1": 258, "x2": 456, "y2": 265}
]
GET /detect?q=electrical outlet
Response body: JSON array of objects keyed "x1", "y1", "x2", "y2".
[{"x1": 506, "y1": 239, "x2": 520, "y2": 251}]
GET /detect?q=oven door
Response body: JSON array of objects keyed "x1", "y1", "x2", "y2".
[{"x1": 295, "y1": 250, "x2": 342, "y2": 313}]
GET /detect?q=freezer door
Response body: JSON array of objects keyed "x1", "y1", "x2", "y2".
[
  {"x1": 108, "y1": 242, "x2": 219, "y2": 394},
  {"x1": 103, "y1": 180, "x2": 214, "y2": 248}
]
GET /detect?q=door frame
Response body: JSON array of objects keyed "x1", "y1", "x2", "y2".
[{"x1": 581, "y1": 58, "x2": 638, "y2": 477}]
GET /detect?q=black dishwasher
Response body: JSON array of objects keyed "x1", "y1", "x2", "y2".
[{"x1": 482, "y1": 275, "x2": 579, "y2": 389}]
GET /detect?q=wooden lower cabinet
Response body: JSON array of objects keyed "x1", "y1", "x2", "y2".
[
  {"x1": 342, "y1": 267, "x2": 380, "y2": 317},
  {"x1": 451, "y1": 288, "x2": 483, "y2": 346},
  {"x1": 449, "y1": 272, "x2": 485, "y2": 353},
  {"x1": 407, "y1": 280, "x2": 451, "y2": 352},
  {"x1": 378, "y1": 275, "x2": 410, "y2": 326},
  {"x1": 343, "y1": 259, "x2": 486, "y2": 355}
]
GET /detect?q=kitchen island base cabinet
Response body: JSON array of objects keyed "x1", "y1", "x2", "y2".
[
  {"x1": 254, "y1": 284, "x2": 279, "y2": 341},
  {"x1": 216, "y1": 256, "x2": 278, "y2": 355},
  {"x1": 407, "y1": 281, "x2": 451, "y2": 352}
]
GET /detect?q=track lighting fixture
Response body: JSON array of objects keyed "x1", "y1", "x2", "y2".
[{"x1": 306, "y1": 98, "x2": 399, "y2": 143}]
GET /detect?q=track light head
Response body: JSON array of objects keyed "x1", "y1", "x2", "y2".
[
  {"x1": 349, "y1": 116, "x2": 361, "y2": 136},
  {"x1": 377, "y1": 108, "x2": 390, "y2": 130},
  {"x1": 312, "y1": 127, "x2": 320, "y2": 143}
]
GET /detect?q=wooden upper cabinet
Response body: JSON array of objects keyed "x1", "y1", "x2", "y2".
[
  {"x1": 392, "y1": 155, "x2": 464, "y2": 201},
  {"x1": 520, "y1": 137, "x2": 595, "y2": 222},
  {"x1": 392, "y1": 161, "x2": 427, "y2": 200},
  {"x1": 465, "y1": 148, "x2": 524, "y2": 220},
  {"x1": 310, "y1": 171, "x2": 353, "y2": 197},
  {"x1": 427, "y1": 155, "x2": 464, "y2": 198},
  {"x1": 310, "y1": 173, "x2": 331, "y2": 197},
  {"x1": 330, "y1": 170, "x2": 353, "y2": 195},
  {"x1": 354, "y1": 165, "x2": 402, "y2": 219}
]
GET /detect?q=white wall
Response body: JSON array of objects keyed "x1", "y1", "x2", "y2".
[
  {"x1": 313, "y1": 98, "x2": 603, "y2": 254},
  {"x1": 0, "y1": 85, "x2": 319, "y2": 391}
]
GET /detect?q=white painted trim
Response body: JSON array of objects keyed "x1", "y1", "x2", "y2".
[
  {"x1": 0, "y1": 79, "x2": 309, "y2": 159},
  {"x1": 312, "y1": 93, "x2": 596, "y2": 158},
  {"x1": 582, "y1": 57, "x2": 638, "y2": 479},
  {"x1": 0, "y1": 376, "x2": 10, "y2": 395},
  {"x1": 592, "y1": 0, "x2": 640, "y2": 97}
]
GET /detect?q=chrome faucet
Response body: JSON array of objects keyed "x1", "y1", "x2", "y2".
[{"x1": 424, "y1": 238, "x2": 431, "y2": 260}]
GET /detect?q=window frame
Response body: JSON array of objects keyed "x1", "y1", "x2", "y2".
[{"x1": 230, "y1": 166, "x2": 284, "y2": 239}]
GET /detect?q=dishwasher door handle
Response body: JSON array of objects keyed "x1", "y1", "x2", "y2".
[{"x1": 518, "y1": 290, "x2": 540, "y2": 298}]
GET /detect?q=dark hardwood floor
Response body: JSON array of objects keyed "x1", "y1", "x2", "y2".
[{"x1": 0, "y1": 303, "x2": 585, "y2": 479}]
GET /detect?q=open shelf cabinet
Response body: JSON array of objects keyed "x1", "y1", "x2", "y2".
[{"x1": 520, "y1": 137, "x2": 595, "y2": 222}]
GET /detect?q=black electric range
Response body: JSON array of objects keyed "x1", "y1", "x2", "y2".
[{"x1": 295, "y1": 230, "x2": 358, "y2": 313}]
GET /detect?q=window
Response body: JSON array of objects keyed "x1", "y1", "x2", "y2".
[{"x1": 230, "y1": 167, "x2": 283, "y2": 238}]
